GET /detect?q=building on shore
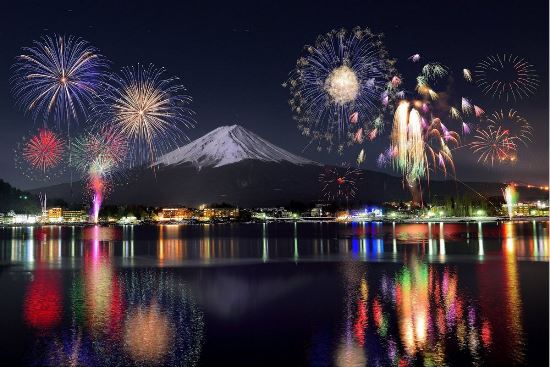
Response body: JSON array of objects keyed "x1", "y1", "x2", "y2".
[
  {"x1": 159, "y1": 207, "x2": 195, "y2": 221},
  {"x1": 501, "y1": 200, "x2": 549, "y2": 217},
  {"x1": 47, "y1": 207, "x2": 63, "y2": 223},
  {"x1": 62, "y1": 210, "x2": 88, "y2": 223},
  {"x1": 0, "y1": 211, "x2": 39, "y2": 224},
  {"x1": 251, "y1": 207, "x2": 295, "y2": 220},
  {"x1": 202, "y1": 207, "x2": 239, "y2": 221}
]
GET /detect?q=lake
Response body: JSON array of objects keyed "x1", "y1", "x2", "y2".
[{"x1": 0, "y1": 221, "x2": 548, "y2": 366}]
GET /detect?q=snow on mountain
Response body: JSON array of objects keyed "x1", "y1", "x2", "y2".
[{"x1": 155, "y1": 125, "x2": 319, "y2": 169}]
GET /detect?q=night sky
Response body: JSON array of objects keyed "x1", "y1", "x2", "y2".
[{"x1": 0, "y1": 0, "x2": 548, "y2": 190}]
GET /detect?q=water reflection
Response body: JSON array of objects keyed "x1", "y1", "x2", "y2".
[
  {"x1": 332, "y1": 254, "x2": 529, "y2": 366},
  {"x1": 2, "y1": 222, "x2": 548, "y2": 266},
  {"x1": 0, "y1": 222, "x2": 546, "y2": 366},
  {"x1": 23, "y1": 268, "x2": 62, "y2": 331},
  {"x1": 23, "y1": 226, "x2": 204, "y2": 367},
  {"x1": 124, "y1": 301, "x2": 174, "y2": 364}
]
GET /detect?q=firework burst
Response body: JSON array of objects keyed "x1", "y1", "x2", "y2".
[
  {"x1": 11, "y1": 34, "x2": 108, "y2": 127},
  {"x1": 70, "y1": 126, "x2": 128, "y2": 173},
  {"x1": 97, "y1": 64, "x2": 194, "y2": 166},
  {"x1": 486, "y1": 109, "x2": 532, "y2": 147},
  {"x1": 319, "y1": 165, "x2": 362, "y2": 202},
  {"x1": 285, "y1": 27, "x2": 397, "y2": 151},
  {"x1": 70, "y1": 128, "x2": 129, "y2": 222},
  {"x1": 474, "y1": 54, "x2": 539, "y2": 101},
  {"x1": 390, "y1": 101, "x2": 459, "y2": 186},
  {"x1": 15, "y1": 128, "x2": 66, "y2": 181},
  {"x1": 469, "y1": 126, "x2": 517, "y2": 165}
]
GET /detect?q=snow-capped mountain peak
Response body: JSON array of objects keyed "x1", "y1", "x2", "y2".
[{"x1": 155, "y1": 125, "x2": 318, "y2": 169}]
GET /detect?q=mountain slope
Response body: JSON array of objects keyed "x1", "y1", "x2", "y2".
[
  {"x1": 32, "y1": 125, "x2": 545, "y2": 207},
  {"x1": 155, "y1": 125, "x2": 318, "y2": 169}
]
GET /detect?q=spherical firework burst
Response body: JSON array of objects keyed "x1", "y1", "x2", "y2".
[
  {"x1": 97, "y1": 64, "x2": 194, "y2": 166},
  {"x1": 11, "y1": 34, "x2": 108, "y2": 127},
  {"x1": 319, "y1": 165, "x2": 362, "y2": 201},
  {"x1": 474, "y1": 54, "x2": 539, "y2": 101},
  {"x1": 285, "y1": 27, "x2": 397, "y2": 151},
  {"x1": 486, "y1": 109, "x2": 532, "y2": 147},
  {"x1": 14, "y1": 128, "x2": 66, "y2": 181},
  {"x1": 469, "y1": 126, "x2": 517, "y2": 166}
]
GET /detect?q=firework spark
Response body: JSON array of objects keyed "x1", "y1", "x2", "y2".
[
  {"x1": 356, "y1": 149, "x2": 365, "y2": 165},
  {"x1": 409, "y1": 54, "x2": 421, "y2": 63},
  {"x1": 12, "y1": 34, "x2": 108, "y2": 126},
  {"x1": 449, "y1": 107, "x2": 461, "y2": 120},
  {"x1": 97, "y1": 64, "x2": 194, "y2": 166},
  {"x1": 470, "y1": 126, "x2": 516, "y2": 165},
  {"x1": 463, "y1": 68, "x2": 472, "y2": 82},
  {"x1": 475, "y1": 54, "x2": 539, "y2": 101},
  {"x1": 474, "y1": 105, "x2": 485, "y2": 118},
  {"x1": 286, "y1": 27, "x2": 397, "y2": 150},
  {"x1": 421, "y1": 63, "x2": 448, "y2": 80},
  {"x1": 461, "y1": 97, "x2": 473, "y2": 114},
  {"x1": 319, "y1": 165, "x2": 362, "y2": 201}
]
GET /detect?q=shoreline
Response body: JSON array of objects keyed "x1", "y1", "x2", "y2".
[{"x1": 1, "y1": 216, "x2": 548, "y2": 227}]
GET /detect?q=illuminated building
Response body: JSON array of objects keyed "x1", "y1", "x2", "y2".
[
  {"x1": 159, "y1": 208, "x2": 194, "y2": 221},
  {"x1": 500, "y1": 201, "x2": 549, "y2": 217},
  {"x1": 310, "y1": 204, "x2": 329, "y2": 217},
  {"x1": 47, "y1": 207, "x2": 63, "y2": 223},
  {"x1": 201, "y1": 207, "x2": 239, "y2": 220},
  {"x1": 119, "y1": 216, "x2": 139, "y2": 225},
  {"x1": 251, "y1": 207, "x2": 295, "y2": 220},
  {"x1": 0, "y1": 211, "x2": 38, "y2": 224},
  {"x1": 62, "y1": 210, "x2": 87, "y2": 223}
]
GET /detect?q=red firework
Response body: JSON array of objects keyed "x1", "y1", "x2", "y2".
[{"x1": 22, "y1": 129, "x2": 65, "y2": 172}]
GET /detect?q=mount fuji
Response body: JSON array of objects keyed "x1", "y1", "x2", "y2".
[
  {"x1": 154, "y1": 125, "x2": 318, "y2": 169},
  {"x1": 33, "y1": 125, "x2": 510, "y2": 207}
]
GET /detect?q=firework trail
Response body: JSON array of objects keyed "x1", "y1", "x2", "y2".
[
  {"x1": 96, "y1": 64, "x2": 194, "y2": 167},
  {"x1": 389, "y1": 56, "x2": 472, "y2": 196},
  {"x1": 285, "y1": 27, "x2": 397, "y2": 152},
  {"x1": 319, "y1": 165, "x2": 362, "y2": 203},
  {"x1": 15, "y1": 128, "x2": 66, "y2": 181},
  {"x1": 502, "y1": 185, "x2": 518, "y2": 219},
  {"x1": 11, "y1": 34, "x2": 108, "y2": 127},
  {"x1": 470, "y1": 126, "x2": 517, "y2": 165},
  {"x1": 388, "y1": 59, "x2": 488, "y2": 192},
  {"x1": 89, "y1": 174, "x2": 104, "y2": 223},
  {"x1": 475, "y1": 54, "x2": 539, "y2": 101},
  {"x1": 70, "y1": 128, "x2": 128, "y2": 222}
]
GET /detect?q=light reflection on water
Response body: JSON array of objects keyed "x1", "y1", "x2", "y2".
[
  {"x1": 0, "y1": 221, "x2": 547, "y2": 366},
  {"x1": 2, "y1": 221, "x2": 548, "y2": 266}
]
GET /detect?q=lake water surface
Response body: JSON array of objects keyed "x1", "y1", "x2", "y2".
[{"x1": 0, "y1": 221, "x2": 548, "y2": 366}]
